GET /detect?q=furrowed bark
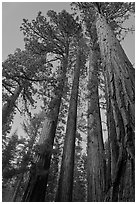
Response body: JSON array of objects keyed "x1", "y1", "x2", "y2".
[
  {"x1": 96, "y1": 13, "x2": 135, "y2": 201},
  {"x1": 87, "y1": 49, "x2": 105, "y2": 201},
  {"x1": 104, "y1": 71, "x2": 119, "y2": 184},
  {"x1": 12, "y1": 173, "x2": 24, "y2": 202}
]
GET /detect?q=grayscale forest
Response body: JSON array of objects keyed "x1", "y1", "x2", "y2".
[{"x1": 2, "y1": 2, "x2": 135, "y2": 202}]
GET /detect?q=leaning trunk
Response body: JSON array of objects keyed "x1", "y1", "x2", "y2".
[
  {"x1": 2, "y1": 85, "x2": 23, "y2": 126},
  {"x1": 22, "y1": 55, "x2": 69, "y2": 202},
  {"x1": 96, "y1": 13, "x2": 135, "y2": 201},
  {"x1": 55, "y1": 47, "x2": 81, "y2": 202},
  {"x1": 87, "y1": 49, "x2": 105, "y2": 201}
]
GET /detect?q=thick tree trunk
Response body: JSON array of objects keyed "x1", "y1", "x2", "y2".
[
  {"x1": 104, "y1": 71, "x2": 119, "y2": 184},
  {"x1": 55, "y1": 47, "x2": 81, "y2": 202},
  {"x1": 2, "y1": 85, "x2": 23, "y2": 126},
  {"x1": 12, "y1": 173, "x2": 24, "y2": 202},
  {"x1": 104, "y1": 68, "x2": 127, "y2": 201},
  {"x1": 105, "y1": 136, "x2": 111, "y2": 192},
  {"x1": 22, "y1": 118, "x2": 59, "y2": 202},
  {"x1": 22, "y1": 55, "x2": 69, "y2": 202},
  {"x1": 87, "y1": 49, "x2": 105, "y2": 202},
  {"x1": 96, "y1": 13, "x2": 135, "y2": 128},
  {"x1": 104, "y1": 92, "x2": 111, "y2": 194},
  {"x1": 96, "y1": 13, "x2": 135, "y2": 201}
]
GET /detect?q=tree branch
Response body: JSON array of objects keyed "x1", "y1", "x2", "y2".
[
  {"x1": 118, "y1": 24, "x2": 135, "y2": 32},
  {"x1": 2, "y1": 83, "x2": 14, "y2": 95},
  {"x1": 26, "y1": 23, "x2": 64, "y2": 56}
]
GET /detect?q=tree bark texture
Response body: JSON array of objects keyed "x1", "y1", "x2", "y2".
[
  {"x1": 22, "y1": 55, "x2": 69, "y2": 202},
  {"x1": 87, "y1": 49, "x2": 105, "y2": 202},
  {"x1": 2, "y1": 85, "x2": 23, "y2": 126},
  {"x1": 55, "y1": 47, "x2": 81, "y2": 202},
  {"x1": 104, "y1": 71, "x2": 119, "y2": 184},
  {"x1": 96, "y1": 13, "x2": 135, "y2": 201},
  {"x1": 12, "y1": 173, "x2": 24, "y2": 202},
  {"x1": 96, "y1": 13, "x2": 135, "y2": 129}
]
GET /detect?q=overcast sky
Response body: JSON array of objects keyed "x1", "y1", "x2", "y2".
[
  {"x1": 2, "y1": 2, "x2": 135, "y2": 64},
  {"x1": 2, "y1": 2, "x2": 71, "y2": 60}
]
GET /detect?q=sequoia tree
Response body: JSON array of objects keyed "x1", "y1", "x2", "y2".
[
  {"x1": 95, "y1": 4, "x2": 135, "y2": 201},
  {"x1": 72, "y1": 2, "x2": 135, "y2": 201},
  {"x1": 21, "y1": 10, "x2": 82, "y2": 202},
  {"x1": 81, "y1": 9, "x2": 106, "y2": 201},
  {"x1": 87, "y1": 47, "x2": 105, "y2": 201},
  {"x1": 55, "y1": 33, "x2": 87, "y2": 201}
]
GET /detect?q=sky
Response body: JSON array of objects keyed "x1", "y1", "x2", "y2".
[
  {"x1": 2, "y1": 2, "x2": 72, "y2": 60},
  {"x1": 2, "y1": 2, "x2": 135, "y2": 140}
]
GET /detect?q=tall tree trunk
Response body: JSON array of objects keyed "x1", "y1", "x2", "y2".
[
  {"x1": 22, "y1": 54, "x2": 69, "y2": 202},
  {"x1": 96, "y1": 12, "x2": 135, "y2": 130},
  {"x1": 87, "y1": 49, "x2": 105, "y2": 201},
  {"x1": 12, "y1": 173, "x2": 24, "y2": 202},
  {"x1": 104, "y1": 71, "x2": 119, "y2": 186},
  {"x1": 105, "y1": 134, "x2": 111, "y2": 192},
  {"x1": 96, "y1": 13, "x2": 135, "y2": 201},
  {"x1": 2, "y1": 85, "x2": 23, "y2": 126},
  {"x1": 55, "y1": 47, "x2": 81, "y2": 202}
]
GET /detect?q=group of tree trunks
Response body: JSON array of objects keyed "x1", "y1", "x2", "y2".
[{"x1": 2, "y1": 2, "x2": 134, "y2": 202}]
